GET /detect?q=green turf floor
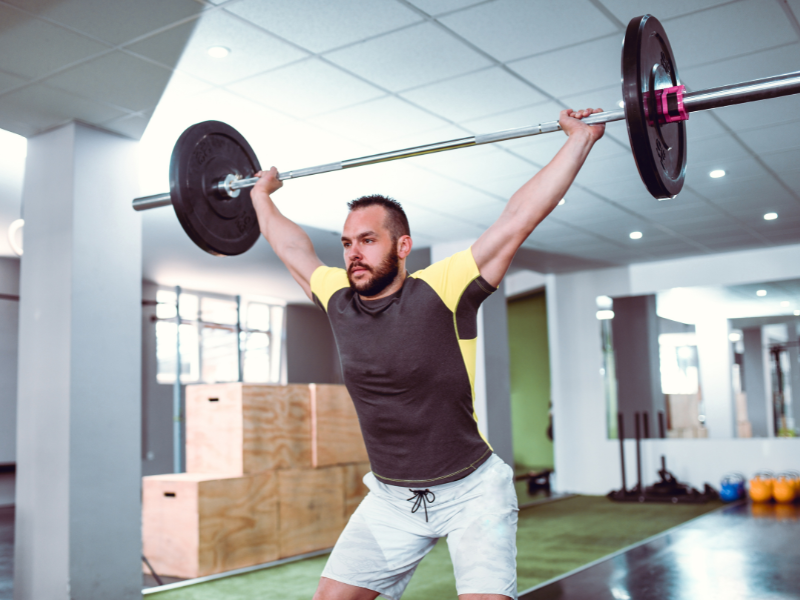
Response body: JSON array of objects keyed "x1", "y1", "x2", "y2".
[{"x1": 148, "y1": 495, "x2": 723, "y2": 600}]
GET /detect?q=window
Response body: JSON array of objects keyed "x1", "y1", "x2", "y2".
[{"x1": 155, "y1": 288, "x2": 284, "y2": 385}]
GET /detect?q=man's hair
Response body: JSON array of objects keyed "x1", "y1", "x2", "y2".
[{"x1": 347, "y1": 195, "x2": 410, "y2": 241}]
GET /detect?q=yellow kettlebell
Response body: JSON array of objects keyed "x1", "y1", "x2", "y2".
[
  {"x1": 749, "y1": 472, "x2": 774, "y2": 502},
  {"x1": 774, "y1": 472, "x2": 799, "y2": 503}
]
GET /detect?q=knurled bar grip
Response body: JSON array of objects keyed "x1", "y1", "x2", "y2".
[{"x1": 131, "y1": 70, "x2": 800, "y2": 212}]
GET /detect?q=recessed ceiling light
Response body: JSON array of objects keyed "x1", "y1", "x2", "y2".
[
  {"x1": 629, "y1": 231, "x2": 643, "y2": 240},
  {"x1": 795, "y1": 310, "x2": 800, "y2": 316},
  {"x1": 558, "y1": 198, "x2": 565, "y2": 206},
  {"x1": 596, "y1": 310, "x2": 615, "y2": 320},
  {"x1": 764, "y1": 212, "x2": 778, "y2": 220},
  {"x1": 781, "y1": 301, "x2": 790, "y2": 307},
  {"x1": 729, "y1": 332, "x2": 742, "y2": 342},
  {"x1": 207, "y1": 46, "x2": 230, "y2": 58},
  {"x1": 756, "y1": 289, "x2": 767, "y2": 297},
  {"x1": 618, "y1": 100, "x2": 624, "y2": 108},
  {"x1": 709, "y1": 169, "x2": 726, "y2": 178}
]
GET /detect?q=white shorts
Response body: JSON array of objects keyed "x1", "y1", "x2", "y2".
[{"x1": 321, "y1": 453, "x2": 519, "y2": 600}]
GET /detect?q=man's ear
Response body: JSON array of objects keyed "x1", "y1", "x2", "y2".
[{"x1": 397, "y1": 235, "x2": 413, "y2": 260}]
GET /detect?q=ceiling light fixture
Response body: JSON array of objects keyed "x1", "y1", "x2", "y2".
[
  {"x1": 709, "y1": 169, "x2": 726, "y2": 178},
  {"x1": 756, "y1": 289, "x2": 767, "y2": 297},
  {"x1": 618, "y1": 100, "x2": 624, "y2": 108},
  {"x1": 764, "y1": 212, "x2": 778, "y2": 220},
  {"x1": 558, "y1": 198, "x2": 565, "y2": 205},
  {"x1": 596, "y1": 310, "x2": 615, "y2": 320},
  {"x1": 781, "y1": 301, "x2": 790, "y2": 307},
  {"x1": 795, "y1": 310, "x2": 800, "y2": 316},
  {"x1": 729, "y1": 332, "x2": 742, "y2": 342},
  {"x1": 207, "y1": 46, "x2": 230, "y2": 58},
  {"x1": 629, "y1": 231, "x2": 643, "y2": 240}
]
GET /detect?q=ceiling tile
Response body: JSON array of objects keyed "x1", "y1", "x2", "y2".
[
  {"x1": 44, "y1": 51, "x2": 172, "y2": 113},
  {"x1": 439, "y1": 0, "x2": 619, "y2": 62},
  {"x1": 406, "y1": 144, "x2": 534, "y2": 191},
  {"x1": 400, "y1": 67, "x2": 547, "y2": 122},
  {"x1": 688, "y1": 133, "x2": 752, "y2": 167},
  {"x1": 665, "y1": 1, "x2": 798, "y2": 70},
  {"x1": 574, "y1": 153, "x2": 641, "y2": 186},
  {"x1": 712, "y1": 96, "x2": 800, "y2": 135},
  {"x1": 0, "y1": 69, "x2": 27, "y2": 95},
  {"x1": 405, "y1": 0, "x2": 487, "y2": 16},
  {"x1": 684, "y1": 110, "x2": 728, "y2": 140},
  {"x1": 225, "y1": 0, "x2": 422, "y2": 54},
  {"x1": 4, "y1": 0, "x2": 204, "y2": 46},
  {"x1": 560, "y1": 84, "x2": 625, "y2": 117},
  {"x1": 738, "y1": 120, "x2": 800, "y2": 155},
  {"x1": 308, "y1": 96, "x2": 451, "y2": 146},
  {"x1": 0, "y1": 5, "x2": 109, "y2": 79},
  {"x1": 510, "y1": 34, "x2": 622, "y2": 98},
  {"x1": 228, "y1": 58, "x2": 385, "y2": 119},
  {"x1": 103, "y1": 110, "x2": 153, "y2": 140},
  {"x1": 461, "y1": 101, "x2": 563, "y2": 134},
  {"x1": 684, "y1": 156, "x2": 770, "y2": 190},
  {"x1": 599, "y1": 0, "x2": 737, "y2": 23},
  {"x1": 127, "y1": 11, "x2": 307, "y2": 85},
  {"x1": 325, "y1": 21, "x2": 491, "y2": 93},
  {"x1": 0, "y1": 84, "x2": 126, "y2": 138},
  {"x1": 760, "y1": 148, "x2": 800, "y2": 176},
  {"x1": 681, "y1": 42, "x2": 800, "y2": 91}
]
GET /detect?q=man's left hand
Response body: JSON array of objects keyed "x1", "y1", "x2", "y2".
[{"x1": 559, "y1": 108, "x2": 605, "y2": 143}]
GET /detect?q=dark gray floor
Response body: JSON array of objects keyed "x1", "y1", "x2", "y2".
[{"x1": 521, "y1": 502, "x2": 800, "y2": 600}]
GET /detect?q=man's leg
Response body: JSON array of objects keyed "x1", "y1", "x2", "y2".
[
  {"x1": 459, "y1": 595, "x2": 512, "y2": 600},
  {"x1": 313, "y1": 577, "x2": 380, "y2": 600}
]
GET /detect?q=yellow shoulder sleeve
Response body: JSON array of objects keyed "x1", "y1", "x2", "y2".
[
  {"x1": 310, "y1": 266, "x2": 349, "y2": 311},
  {"x1": 410, "y1": 247, "x2": 480, "y2": 312}
]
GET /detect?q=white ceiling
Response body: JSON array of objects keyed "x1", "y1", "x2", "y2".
[{"x1": 1, "y1": 0, "x2": 800, "y2": 284}]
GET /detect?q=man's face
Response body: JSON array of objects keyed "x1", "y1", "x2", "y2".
[{"x1": 342, "y1": 205, "x2": 400, "y2": 297}]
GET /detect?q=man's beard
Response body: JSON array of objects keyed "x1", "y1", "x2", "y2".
[{"x1": 348, "y1": 246, "x2": 400, "y2": 297}]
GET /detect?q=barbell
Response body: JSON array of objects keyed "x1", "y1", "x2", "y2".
[{"x1": 132, "y1": 14, "x2": 800, "y2": 257}]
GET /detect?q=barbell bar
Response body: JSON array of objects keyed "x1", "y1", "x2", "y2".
[
  {"x1": 131, "y1": 14, "x2": 800, "y2": 256},
  {"x1": 132, "y1": 70, "x2": 800, "y2": 213}
]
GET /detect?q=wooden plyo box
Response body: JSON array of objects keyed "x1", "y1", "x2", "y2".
[
  {"x1": 142, "y1": 472, "x2": 279, "y2": 579},
  {"x1": 277, "y1": 462, "x2": 371, "y2": 558},
  {"x1": 186, "y1": 383, "x2": 368, "y2": 474}
]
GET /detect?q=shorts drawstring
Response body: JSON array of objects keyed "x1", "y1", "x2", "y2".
[{"x1": 407, "y1": 489, "x2": 435, "y2": 522}]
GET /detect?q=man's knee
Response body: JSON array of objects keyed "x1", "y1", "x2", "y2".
[{"x1": 313, "y1": 576, "x2": 380, "y2": 600}]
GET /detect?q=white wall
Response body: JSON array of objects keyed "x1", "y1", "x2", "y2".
[{"x1": 514, "y1": 243, "x2": 800, "y2": 495}]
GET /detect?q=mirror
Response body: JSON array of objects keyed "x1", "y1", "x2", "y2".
[{"x1": 602, "y1": 279, "x2": 800, "y2": 439}]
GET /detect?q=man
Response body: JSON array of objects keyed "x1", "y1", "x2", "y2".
[{"x1": 251, "y1": 108, "x2": 605, "y2": 600}]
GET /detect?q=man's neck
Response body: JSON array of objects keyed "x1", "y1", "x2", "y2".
[{"x1": 359, "y1": 270, "x2": 408, "y2": 302}]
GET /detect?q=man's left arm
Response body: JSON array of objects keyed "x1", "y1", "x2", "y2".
[{"x1": 472, "y1": 108, "x2": 605, "y2": 287}]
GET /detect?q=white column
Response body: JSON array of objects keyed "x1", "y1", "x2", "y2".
[
  {"x1": 14, "y1": 122, "x2": 142, "y2": 600},
  {"x1": 695, "y1": 315, "x2": 735, "y2": 439}
]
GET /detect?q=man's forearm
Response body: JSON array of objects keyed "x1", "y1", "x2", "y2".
[
  {"x1": 253, "y1": 193, "x2": 315, "y2": 261},
  {"x1": 506, "y1": 129, "x2": 595, "y2": 236}
]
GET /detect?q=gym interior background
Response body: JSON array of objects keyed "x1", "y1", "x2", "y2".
[{"x1": 0, "y1": 0, "x2": 799, "y2": 598}]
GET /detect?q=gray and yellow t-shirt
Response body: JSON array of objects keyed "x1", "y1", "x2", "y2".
[{"x1": 310, "y1": 247, "x2": 495, "y2": 487}]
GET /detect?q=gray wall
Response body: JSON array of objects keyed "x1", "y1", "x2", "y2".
[
  {"x1": 482, "y1": 282, "x2": 515, "y2": 465},
  {"x1": 0, "y1": 257, "x2": 19, "y2": 467},
  {"x1": 742, "y1": 327, "x2": 769, "y2": 437},
  {"x1": 141, "y1": 281, "x2": 178, "y2": 476},
  {"x1": 612, "y1": 294, "x2": 664, "y2": 438}
]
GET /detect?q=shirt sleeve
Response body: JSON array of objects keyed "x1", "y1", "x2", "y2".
[
  {"x1": 310, "y1": 266, "x2": 349, "y2": 312},
  {"x1": 410, "y1": 247, "x2": 496, "y2": 313}
]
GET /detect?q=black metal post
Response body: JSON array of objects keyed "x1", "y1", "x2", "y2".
[
  {"x1": 617, "y1": 412, "x2": 627, "y2": 493},
  {"x1": 643, "y1": 410, "x2": 650, "y2": 439},
  {"x1": 635, "y1": 412, "x2": 642, "y2": 495},
  {"x1": 658, "y1": 411, "x2": 666, "y2": 438}
]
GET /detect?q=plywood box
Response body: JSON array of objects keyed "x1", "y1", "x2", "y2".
[
  {"x1": 278, "y1": 467, "x2": 347, "y2": 558},
  {"x1": 186, "y1": 383, "x2": 367, "y2": 474},
  {"x1": 343, "y1": 462, "x2": 371, "y2": 520},
  {"x1": 142, "y1": 472, "x2": 278, "y2": 579}
]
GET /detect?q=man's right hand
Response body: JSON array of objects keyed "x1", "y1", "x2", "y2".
[{"x1": 253, "y1": 166, "x2": 283, "y2": 199}]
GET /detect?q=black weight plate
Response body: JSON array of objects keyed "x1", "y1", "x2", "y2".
[
  {"x1": 169, "y1": 121, "x2": 261, "y2": 256},
  {"x1": 622, "y1": 15, "x2": 687, "y2": 199}
]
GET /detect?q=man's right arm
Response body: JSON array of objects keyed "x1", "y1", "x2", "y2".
[{"x1": 251, "y1": 167, "x2": 324, "y2": 301}]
